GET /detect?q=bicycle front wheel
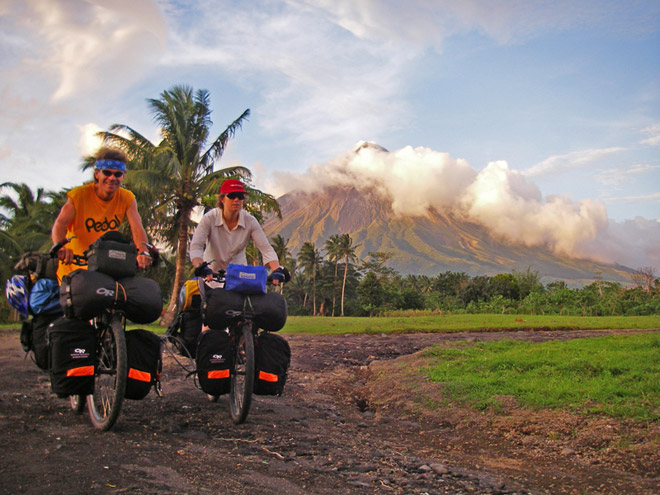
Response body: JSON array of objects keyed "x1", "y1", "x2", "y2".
[
  {"x1": 87, "y1": 314, "x2": 127, "y2": 430},
  {"x1": 229, "y1": 323, "x2": 255, "y2": 424}
]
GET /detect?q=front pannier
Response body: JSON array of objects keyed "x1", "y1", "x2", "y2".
[
  {"x1": 125, "y1": 329, "x2": 162, "y2": 400},
  {"x1": 118, "y1": 277, "x2": 162, "y2": 324},
  {"x1": 249, "y1": 292, "x2": 288, "y2": 332},
  {"x1": 203, "y1": 287, "x2": 245, "y2": 329},
  {"x1": 59, "y1": 269, "x2": 124, "y2": 320},
  {"x1": 48, "y1": 317, "x2": 97, "y2": 397},
  {"x1": 254, "y1": 332, "x2": 290, "y2": 396},
  {"x1": 196, "y1": 329, "x2": 233, "y2": 396},
  {"x1": 85, "y1": 231, "x2": 136, "y2": 279}
]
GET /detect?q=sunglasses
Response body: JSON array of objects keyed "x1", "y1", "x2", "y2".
[
  {"x1": 101, "y1": 170, "x2": 125, "y2": 178},
  {"x1": 226, "y1": 192, "x2": 246, "y2": 200}
]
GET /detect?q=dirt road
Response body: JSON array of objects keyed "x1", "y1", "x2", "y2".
[{"x1": 1, "y1": 327, "x2": 658, "y2": 495}]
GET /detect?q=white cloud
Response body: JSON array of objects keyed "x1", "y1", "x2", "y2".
[
  {"x1": 523, "y1": 148, "x2": 625, "y2": 177},
  {"x1": 596, "y1": 164, "x2": 660, "y2": 186},
  {"x1": 160, "y1": 0, "x2": 414, "y2": 157},
  {"x1": 641, "y1": 123, "x2": 660, "y2": 146},
  {"x1": 276, "y1": 143, "x2": 659, "y2": 268}
]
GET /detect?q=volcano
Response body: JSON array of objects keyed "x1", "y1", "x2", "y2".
[{"x1": 262, "y1": 185, "x2": 633, "y2": 285}]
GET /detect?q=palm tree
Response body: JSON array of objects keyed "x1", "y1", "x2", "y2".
[
  {"x1": 96, "y1": 85, "x2": 279, "y2": 324},
  {"x1": 0, "y1": 182, "x2": 57, "y2": 252},
  {"x1": 324, "y1": 234, "x2": 342, "y2": 316},
  {"x1": 297, "y1": 241, "x2": 322, "y2": 315},
  {"x1": 337, "y1": 233, "x2": 359, "y2": 316},
  {"x1": 270, "y1": 234, "x2": 292, "y2": 267}
]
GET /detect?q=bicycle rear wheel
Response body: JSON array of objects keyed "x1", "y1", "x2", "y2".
[
  {"x1": 87, "y1": 314, "x2": 127, "y2": 430},
  {"x1": 229, "y1": 323, "x2": 255, "y2": 424}
]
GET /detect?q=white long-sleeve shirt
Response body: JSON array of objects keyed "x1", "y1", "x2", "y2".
[{"x1": 189, "y1": 208, "x2": 278, "y2": 272}]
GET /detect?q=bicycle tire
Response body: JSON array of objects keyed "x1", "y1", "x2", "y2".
[
  {"x1": 229, "y1": 322, "x2": 255, "y2": 424},
  {"x1": 87, "y1": 314, "x2": 127, "y2": 430},
  {"x1": 70, "y1": 395, "x2": 85, "y2": 414}
]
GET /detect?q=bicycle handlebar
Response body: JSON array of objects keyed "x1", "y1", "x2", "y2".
[{"x1": 50, "y1": 236, "x2": 159, "y2": 268}]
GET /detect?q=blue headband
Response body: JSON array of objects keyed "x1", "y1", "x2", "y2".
[{"x1": 95, "y1": 159, "x2": 126, "y2": 171}]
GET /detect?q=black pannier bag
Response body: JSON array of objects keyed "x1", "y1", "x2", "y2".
[
  {"x1": 124, "y1": 329, "x2": 162, "y2": 400},
  {"x1": 48, "y1": 317, "x2": 97, "y2": 397},
  {"x1": 118, "y1": 276, "x2": 162, "y2": 324},
  {"x1": 29, "y1": 313, "x2": 60, "y2": 370},
  {"x1": 203, "y1": 287, "x2": 245, "y2": 329},
  {"x1": 196, "y1": 329, "x2": 233, "y2": 396},
  {"x1": 85, "y1": 231, "x2": 137, "y2": 279},
  {"x1": 166, "y1": 311, "x2": 203, "y2": 358},
  {"x1": 254, "y1": 332, "x2": 291, "y2": 396},
  {"x1": 59, "y1": 269, "x2": 124, "y2": 320},
  {"x1": 249, "y1": 292, "x2": 288, "y2": 332}
]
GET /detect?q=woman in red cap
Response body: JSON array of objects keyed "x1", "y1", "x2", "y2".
[{"x1": 189, "y1": 179, "x2": 286, "y2": 284}]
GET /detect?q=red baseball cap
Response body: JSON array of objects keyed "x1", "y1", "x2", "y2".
[{"x1": 220, "y1": 179, "x2": 247, "y2": 195}]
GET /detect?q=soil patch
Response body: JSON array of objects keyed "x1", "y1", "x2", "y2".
[{"x1": 0, "y1": 327, "x2": 658, "y2": 495}]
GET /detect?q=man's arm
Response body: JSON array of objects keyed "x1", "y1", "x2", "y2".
[
  {"x1": 51, "y1": 198, "x2": 76, "y2": 264},
  {"x1": 125, "y1": 199, "x2": 151, "y2": 269}
]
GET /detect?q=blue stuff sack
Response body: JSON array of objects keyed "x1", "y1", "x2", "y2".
[
  {"x1": 224, "y1": 264, "x2": 267, "y2": 295},
  {"x1": 29, "y1": 278, "x2": 63, "y2": 316}
]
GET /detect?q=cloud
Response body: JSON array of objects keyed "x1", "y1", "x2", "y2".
[
  {"x1": 604, "y1": 192, "x2": 660, "y2": 204},
  {"x1": 1, "y1": 0, "x2": 166, "y2": 105},
  {"x1": 160, "y1": 0, "x2": 415, "y2": 159},
  {"x1": 596, "y1": 164, "x2": 660, "y2": 186},
  {"x1": 287, "y1": 0, "x2": 660, "y2": 47},
  {"x1": 523, "y1": 148, "x2": 625, "y2": 177},
  {"x1": 276, "y1": 143, "x2": 658, "y2": 268},
  {"x1": 641, "y1": 123, "x2": 660, "y2": 146}
]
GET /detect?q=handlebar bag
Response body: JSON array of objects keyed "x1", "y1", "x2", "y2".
[
  {"x1": 59, "y1": 269, "x2": 125, "y2": 320},
  {"x1": 47, "y1": 317, "x2": 97, "y2": 397},
  {"x1": 117, "y1": 276, "x2": 162, "y2": 324},
  {"x1": 124, "y1": 329, "x2": 162, "y2": 400},
  {"x1": 196, "y1": 328, "x2": 232, "y2": 396},
  {"x1": 28, "y1": 278, "x2": 63, "y2": 316},
  {"x1": 248, "y1": 292, "x2": 288, "y2": 332},
  {"x1": 254, "y1": 332, "x2": 291, "y2": 396},
  {"x1": 85, "y1": 231, "x2": 136, "y2": 279},
  {"x1": 224, "y1": 264, "x2": 267, "y2": 295}
]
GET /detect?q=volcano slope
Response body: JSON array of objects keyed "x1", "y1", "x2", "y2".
[{"x1": 0, "y1": 327, "x2": 658, "y2": 495}]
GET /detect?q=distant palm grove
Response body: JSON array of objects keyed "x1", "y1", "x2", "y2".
[{"x1": 1, "y1": 85, "x2": 658, "y2": 322}]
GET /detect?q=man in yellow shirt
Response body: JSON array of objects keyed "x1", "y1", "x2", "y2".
[{"x1": 51, "y1": 147, "x2": 152, "y2": 281}]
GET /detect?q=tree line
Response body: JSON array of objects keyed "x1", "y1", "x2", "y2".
[
  {"x1": 271, "y1": 239, "x2": 660, "y2": 317},
  {"x1": 1, "y1": 84, "x2": 658, "y2": 321}
]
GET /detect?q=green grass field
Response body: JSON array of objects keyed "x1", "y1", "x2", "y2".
[{"x1": 421, "y1": 332, "x2": 660, "y2": 421}]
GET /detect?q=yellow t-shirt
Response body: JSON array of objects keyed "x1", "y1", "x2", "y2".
[{"x1": 56, "y1": 182, "x2": 135, "y2": 281}]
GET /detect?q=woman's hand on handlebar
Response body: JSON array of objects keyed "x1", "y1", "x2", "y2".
[
  {"x1": 193, "y1": 260, "x2": 215, "y2": 282},
  {"x1": 269, "y1": 266, "x2": 291, "y2": 286}
]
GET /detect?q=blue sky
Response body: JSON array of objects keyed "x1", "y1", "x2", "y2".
[{"x1": 1, "y1": 0, "x2": 659, "y2": 268}]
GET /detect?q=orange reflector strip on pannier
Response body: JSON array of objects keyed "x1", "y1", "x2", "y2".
[
  {"x1": 208, "y1": 369, "x2": 230, "y2": 379},
  {"x1": 66, "y1": 366, "x2": 94, "y2": 377},
  {"x1": 258, "y1": 371, "x2": 279, "y2": 383},
  {"x1": 128, "y1": 368, "x2": 151, "y2": 382}
]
